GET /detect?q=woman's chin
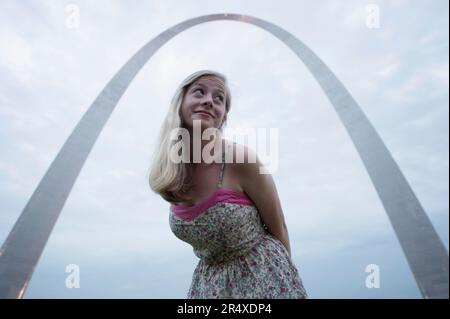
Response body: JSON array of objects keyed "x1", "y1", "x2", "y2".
[{"x1": 189, "y1": 119, "x2": 218, "y2": 130}]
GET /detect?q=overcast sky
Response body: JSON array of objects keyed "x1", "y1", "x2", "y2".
[{"x1": 0, "y1": 0, "x2": 448, "y2": 298}]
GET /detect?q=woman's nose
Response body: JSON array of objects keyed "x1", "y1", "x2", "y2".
[{"x1": 202, "y1": 95, "x2": 214, "y2": 107}]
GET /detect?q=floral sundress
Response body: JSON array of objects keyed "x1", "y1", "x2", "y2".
[{"x1": 169, "y1": 150, "x2": 308, "y2": 299}]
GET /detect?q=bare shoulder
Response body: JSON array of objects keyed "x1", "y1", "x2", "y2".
[
  {"x1": 223, "y1": 139, "x2": 259, "y2": 165},
  {"x1": 222, "y1": 139, "x2": 261, "y2": 191}
]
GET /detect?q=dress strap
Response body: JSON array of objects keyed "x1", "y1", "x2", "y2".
[{"x1": 217, "y1": 143, "x2": 226, "y2": 189}]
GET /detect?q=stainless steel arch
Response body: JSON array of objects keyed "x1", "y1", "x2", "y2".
[{"x1": 0, "y1": 13, "x2": 447, "y2": 299}]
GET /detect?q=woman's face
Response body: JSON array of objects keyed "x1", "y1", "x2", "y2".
[{"x1": 180, "y1": 75, "x2": 227, "y2": 132}]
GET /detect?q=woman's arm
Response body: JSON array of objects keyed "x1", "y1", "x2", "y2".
[{"x1": 235, "y1": 144, "x2": 293, "y2": 256}]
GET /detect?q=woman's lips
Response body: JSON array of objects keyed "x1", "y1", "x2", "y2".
[{"x1": 194, "y1": 111, "x2": 213, "y2": 118}]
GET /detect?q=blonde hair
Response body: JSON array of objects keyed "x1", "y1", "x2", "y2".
[{"x1": 148, "y1": 70, "x2": 232, "y2": 203}]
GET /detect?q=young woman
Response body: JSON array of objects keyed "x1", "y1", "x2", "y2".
[{"x1": 149, "y1": 70, "x2": 307, "y2": 298}]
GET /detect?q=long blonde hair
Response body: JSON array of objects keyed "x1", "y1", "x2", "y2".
[{"x1": 148, "y1": 70, "x2": 232, "y2": 203}]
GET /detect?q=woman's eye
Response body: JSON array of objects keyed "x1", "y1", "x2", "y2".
[{"x1": 194, "y1": 88, "x2": 223, "y2": 102}]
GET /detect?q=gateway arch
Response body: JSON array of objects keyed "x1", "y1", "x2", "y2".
[{"x1": 0, "y1": 13, "x2": 448, "y2": 299}]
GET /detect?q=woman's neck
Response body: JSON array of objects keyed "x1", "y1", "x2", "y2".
[{"x1": 187, "y1": 135, "x2": 223, "y2": 164}]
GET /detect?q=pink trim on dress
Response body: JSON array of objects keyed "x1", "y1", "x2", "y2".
[{"x1": 170, "y1": 188, "x2": 254, "y2": 221}]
